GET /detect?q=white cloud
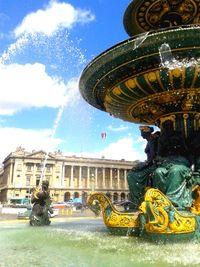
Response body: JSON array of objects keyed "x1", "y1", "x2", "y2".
[
  {"x1": 0, "y1": 127, "x2": 62, "y2": 164},
  {"x1": 66, "y1": 137, "x2": 146, "y2": 162},
  {"x1": 0, "y1": 132, "x2": 146, "y2": 165},
  {"x1": 107, "y1": 124, "x2": 129, "y2": 132},
  {"x1": 14, "y1": 1, "x2": 95, "y2": 37},
  {"x1": 0, "y1": 63, "x2": 80, "y2": 115}
]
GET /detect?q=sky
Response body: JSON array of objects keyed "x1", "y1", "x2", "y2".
[{"x1": 0, "y1": 0, "x2": 152, "y2": 164}]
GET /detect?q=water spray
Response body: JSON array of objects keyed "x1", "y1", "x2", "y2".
[
  {"x1": 0, "y1": 35, "x2": 29, "y2": 64},
  {"x1": 39, "y1": 103, "x2": 66, "y2": 185}
]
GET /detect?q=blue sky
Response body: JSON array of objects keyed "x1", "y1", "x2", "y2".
[{"x1": 0, "y1": 0, "x2": 149, "y2": 163}]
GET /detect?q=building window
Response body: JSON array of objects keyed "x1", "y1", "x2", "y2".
[
  {"x1": 26, "y1": 164, "x2": 32, "y2": 172},
  {"x1": 64, "y1": 165, "x2": 71, "y2": 177},
  {"x1": 113, "y1": 192, "x2": 118, "y2": 202},
  {"x1": 46, "y1": 165, "x2": 51, "y2": 173},
  {"x1": 45, "y1": 176, "x2": 50, "y2": 181},
  {"x1": 55, "y1": 165, "x2": 61, "y2": 173},
  {"x1": 26, "y1": 176, "x2": 31, "y2": 186},
  {"x1": 17, "y1": 164, "x2": 22, "y2": 171},
  {"x1": 36, "y1": 164, "x2": 42, "y2": 171},
  {"x1": 36, "y1": 176, "x2": 40, "y2": 186}
]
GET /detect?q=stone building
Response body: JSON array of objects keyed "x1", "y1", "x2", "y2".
[{"x1": 0, "y1": 147, "x2": 137, "y2": 203}]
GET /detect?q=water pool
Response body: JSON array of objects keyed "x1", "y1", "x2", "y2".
[{"x1": 0, "y1": 218, "x2": 200, "y2": 267}]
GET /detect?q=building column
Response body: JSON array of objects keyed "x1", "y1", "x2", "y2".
[
  {"x1": 32, "y1": 163, "x2": 35, "y2": 187},
  {"x1": 95, "y1": 167, "x2": 98, "y2": 189},
  {"x1": 110, "y1": 168, "x2": 113, "y2": 189},
  {"x1": 102, "y1": 168, "x2": 105, "y2": 189},
  {"x1": 91, "y1": 173, "x2": 95, "y2": 192},
  {"x1": 79, "y1": 166, "x2": 82, "y2": 189},
  {"x1": 124, "y1": 170, "x2": 127, "y2": 189},
  {"x1": 110, "y1": 193, "x2": 113, "y2": 202},
  {"x1": 87, "y1": 167, "x2": 90, "y2": 189},
  {"x1": 70, "y1": 166, "x2": 74, "y2": 188},
  {"x1": 117, "y1": 169, "x2": 120, "y2": 189},
  {"x1": 9, "y1": 162, "x2": 14, "y2": 187},
  {"x1": 61, "y1": 163, "x2": 65, "y2": 187}
]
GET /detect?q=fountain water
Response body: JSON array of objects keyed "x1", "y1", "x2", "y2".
[
  {"x1": 40, "y1": 101, "x2": 67, "y2": 184},
  {"x1": 0, "y1": 27, "x2": 88, "y2": 225},
  {"x1": 159, "y1": 43, "x2": 174, "y2": 68},
  {"x1": 1, "y1": 218, "x2": 200, "y2": 266},
  {"x1": 0, "y1": 35, "x2": 29, "y2": 64},
  {"x1": 0, "y1": 29, "x2": 86, "y2": 163}
]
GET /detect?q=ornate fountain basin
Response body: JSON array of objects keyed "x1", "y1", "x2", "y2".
[
  {"x1": 80, "y1": 1, "x2": 200, "y2": 242},
  {"x1": 79, "y1": 25, "x2": 200, "y2": 127}
]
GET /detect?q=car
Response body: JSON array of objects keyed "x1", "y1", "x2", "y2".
[
  {"x1": 10, "y1": 197, "x2": 31, "y2": 208},
  {"x1": 49, "y1": 208, "x2": 58, "y2": 217},
  {"x1": 65, "y1": 199, "x2": 74, "y2": 207},
  {"x1": 17, "y1": 207, "x2": 32, "y2": 219},
  {"x1": 51, "y1": 201, "x2": 67, "y2": 209},
  {"x1": 17, "y1": 207, "x2": 58, "y2": 219}
]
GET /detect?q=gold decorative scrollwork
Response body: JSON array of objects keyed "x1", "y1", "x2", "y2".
[
  {"x1": 87, "y1": 192, "x2": 139, "y2": 228},
  {"x1": 191, "y1": 185, "x2": 200, "y2": 215},
  {"x1": 32, "y1": 187, "x2": 40, "y2": 200},
  {"x1": 136, "y1": 0, "x2": 198, "y2": 31},
  {"x1": 194, "y1": 113, "x2": 200, "y2": 130},
  {"x1": 159, "y1": 115, "x2": 176, "y2": 129},
  {"x1": 139, "y1": 188, "x2": 196, "y2": 234}
]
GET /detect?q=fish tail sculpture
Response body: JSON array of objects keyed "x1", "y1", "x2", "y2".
[
  {"x1": 139, "y1": 188, "x2": 196, "y2": 237},
  {"x1": 87, "y1": 192, "x2": 139, "y2": 234}
]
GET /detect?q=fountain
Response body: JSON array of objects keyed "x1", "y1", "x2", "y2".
[{"x1": 79, "y1": 0, "x2": 200, "y2": 241}]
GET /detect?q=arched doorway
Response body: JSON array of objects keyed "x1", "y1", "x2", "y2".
[
  {"x1": 106, "y1": 192, "x2": 111, "y2": 199},
  {"x1": 113, "y1": 192, "x2": 118, "y2": 202},
  {"x1": 120, "y1": 192, "x2": 125, "y2": 201},
  {"x1": 64, "y1": 192, "x2": 71, "y2": 202},
  {"x1": 74, "y1": 192, "x2": 79, "y2": 198},
  {"x1": 81, "y1": 191, "x2": 88, "y2": 207}
]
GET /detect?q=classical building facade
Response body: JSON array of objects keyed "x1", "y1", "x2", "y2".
[{"x1": 0, "y1": 147, "x2": 137, "y2": 203}]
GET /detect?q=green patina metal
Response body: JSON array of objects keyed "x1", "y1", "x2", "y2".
[
  {"x1": 29, "y1": 180, "x2": 52, "y2": 226},
  {"x1": 80, "y1": 0, "x2": 200, "y2": 241},
  {"x1": 79, "y1": 26, "x2": 200, "y2": 138},
  {"x1": 123, "y1": 0, "x2": 200, "y2": 37}
]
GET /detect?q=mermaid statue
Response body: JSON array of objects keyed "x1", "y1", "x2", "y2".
[
  {"x1": 127, "y1": 126, "x2": 159, "y2": 210},
  {"x1": 128, "y1": 119, "x2": 193, "y2": 211},
  {"x1": 151, "y1": 119, "x2": 193, "y2": 210},
  {"x1": 29, "y1": 180, "x2": 53, "y2": 226}
]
